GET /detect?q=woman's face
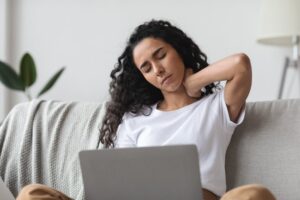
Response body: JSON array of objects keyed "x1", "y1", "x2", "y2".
[{"x1": 133, "y1": 37, "x2": 186, "y2": 93}]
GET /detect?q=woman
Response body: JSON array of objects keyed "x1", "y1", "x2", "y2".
[{"x1": 17, "y1": 20, "x2": 276, "y2": 200}]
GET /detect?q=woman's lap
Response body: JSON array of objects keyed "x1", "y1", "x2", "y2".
[{"x1": 16, "y1": 183, "x2": 276, "y2": 200}]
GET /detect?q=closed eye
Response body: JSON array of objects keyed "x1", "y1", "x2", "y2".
[
  {"x1": 157, "y1": 53, "x2": 166, "y2": 59},
  {"x1": 138, "y1": 47, "x2": 165, "y2": 73},
  {"x1": 141, "y1": 63, "x2": 151, "y2": 73}
]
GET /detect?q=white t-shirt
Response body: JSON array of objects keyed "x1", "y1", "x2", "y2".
[{"x1": 115, "y1": 89, "x2": 245, "y2": 196}]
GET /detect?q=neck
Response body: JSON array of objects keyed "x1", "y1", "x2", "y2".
[{"x1": 158, "y1": 86, "x2": 198, "y2": 111}]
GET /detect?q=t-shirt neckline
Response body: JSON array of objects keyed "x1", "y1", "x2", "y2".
[{"x1": 153, "y1": 97, "x2": 204, "y2": 114}]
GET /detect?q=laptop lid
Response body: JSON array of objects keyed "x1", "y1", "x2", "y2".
[{"x1": 79, "y1": 144, "x2": 203, "y2": 200}]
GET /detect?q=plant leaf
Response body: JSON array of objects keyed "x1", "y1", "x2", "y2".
[
  {"x1": 0, "y1": 60, "x2": 25, "y2": 91},
  {"x1": 20, "y1": 53, "x2": 37, "y2": 87},
  {"x1": 37, "y1": 67, "x2": 65, "y2": 97}
]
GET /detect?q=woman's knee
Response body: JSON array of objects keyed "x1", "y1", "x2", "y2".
[
  {"x1": 17, "y1": 184, "x2": 48, "y2": 200},
  {"x1": 221, "y1": 184, "x2": 276, "y2": 200},
  {"x1": 16, "y1": 183, "x2": 73, "y2": 200}
]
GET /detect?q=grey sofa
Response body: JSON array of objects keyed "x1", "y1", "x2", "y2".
[
  {"x1": 0, "y1": 98, "x2": 299, "y2": 199},
  {"x1": 226, "y1": 99, "x2": 300, "y2": 200}
]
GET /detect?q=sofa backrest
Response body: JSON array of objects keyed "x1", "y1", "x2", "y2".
[
  {"x1": 226, "y1": 98, "x2": 300, "y2": 200},
  {"x1": 1, "y1": 98, "x2": 299, "y2": 200},
  {"x1": 0, "y1": 100, "x2": 106, "y2": 199}
]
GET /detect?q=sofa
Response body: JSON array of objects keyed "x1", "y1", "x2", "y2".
[{"x1": 0, "y1": 98, "x2": 299, "y2": 200}]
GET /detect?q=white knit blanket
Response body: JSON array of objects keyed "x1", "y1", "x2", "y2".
[{"x1": 0, "y1": 100, "x2": 105, "y2": 199}]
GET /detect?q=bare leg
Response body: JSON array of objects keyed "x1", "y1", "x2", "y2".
[
  {"x1": 16, "y1": 184, "x2": 72, "y2": 200},
  {"x1": 220, "y1": 184, "x2": 276, "y2": 200}
]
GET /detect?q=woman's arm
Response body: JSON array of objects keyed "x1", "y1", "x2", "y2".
[{"x1": 184, "y1": 53, "x2": 252, "y2": 122}]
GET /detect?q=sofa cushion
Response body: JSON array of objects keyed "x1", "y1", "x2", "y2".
[
  {"x1": 0, "y1": 100, "x2": 105, "y2": 199},
  {"x1": 226, "y1": 99, "x2": 300, "y2": 200}
]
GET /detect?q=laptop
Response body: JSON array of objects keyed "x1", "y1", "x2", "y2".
[
  {"x1": 79, "y1": 144, "x2": 203, "y2": 200},
  {"x1": 0, "y1": 177, "x2": 15, "y2": 200}
]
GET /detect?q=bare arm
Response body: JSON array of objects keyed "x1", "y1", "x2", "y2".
[{"x1": 184, "y1": 53, "x2": 252, "y2": 122}]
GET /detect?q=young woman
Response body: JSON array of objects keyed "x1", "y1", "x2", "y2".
[{"x1": 17, "y1": 20, "x2": 276, "y2": 200}]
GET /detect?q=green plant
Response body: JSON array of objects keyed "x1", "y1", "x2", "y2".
[{"x1": 0, "y1": 52, "x2": 65, "y2": 100}]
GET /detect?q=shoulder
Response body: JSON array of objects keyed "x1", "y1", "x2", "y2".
[
  {"x1": 199, "y1": 87, "x2": 224, "y2": 107},
  {"x1": 122, "y1": 104, "x2": 156, "y2": 122}
]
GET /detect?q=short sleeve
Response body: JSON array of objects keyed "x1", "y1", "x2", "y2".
[
  {"x1": 114, "y1": 115, "x2": 137, "y2": 148},
  {"x1": 218, "y1": 89, "x2": 245, "y2": 130}
]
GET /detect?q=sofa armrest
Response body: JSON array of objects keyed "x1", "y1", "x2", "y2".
[{"x1": 0, "y1": 100, "x2": 105, "y2": 199}]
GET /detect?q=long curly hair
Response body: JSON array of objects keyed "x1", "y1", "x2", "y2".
[{"x1": 100, "y1": 19, "x2": 219, "y2": 148}]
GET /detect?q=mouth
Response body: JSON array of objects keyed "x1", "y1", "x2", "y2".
[{"x1": 161, "y1": 75, "x2": 172, "y2": 85}]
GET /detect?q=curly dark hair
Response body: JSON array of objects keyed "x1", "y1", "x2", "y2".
[{"x1": 99, "y1": 19, "x2": 219, "y2": 148}]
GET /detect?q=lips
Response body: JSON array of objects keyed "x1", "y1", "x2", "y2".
[{"x1": 161, "y1": 75, "x2": 172, "y2": 85}]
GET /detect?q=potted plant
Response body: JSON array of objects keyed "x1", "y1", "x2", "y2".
[{"x1": 0, "y1": 52, "x2": 65, "y2": 100}]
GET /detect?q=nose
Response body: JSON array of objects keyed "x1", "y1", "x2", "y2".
[{"x1": 153, "y1": 62, "x2": 165, "y2": 77}]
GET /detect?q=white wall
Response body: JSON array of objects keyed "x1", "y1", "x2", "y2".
[
  {"x1": 1, "y1": 0, "x2": 299, "y2": 118},
  {"x1": 0, "y1": 0, "x2": 8, "y2": 120}
]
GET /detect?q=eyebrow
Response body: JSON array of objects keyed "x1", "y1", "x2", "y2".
[{"x1": 139, "y1": 47, "x2": 164, "y2": 69}]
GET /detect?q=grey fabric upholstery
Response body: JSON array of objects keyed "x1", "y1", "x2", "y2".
[
  {"x1": 0, "y1": 100, "x2": 105, "y2": 199},
  {"x1": 0, "y1": 98, "x2": 299, "y2": 199},
  {"x1": 226, "y1": 99, "x2": 300, "y2": 200}
]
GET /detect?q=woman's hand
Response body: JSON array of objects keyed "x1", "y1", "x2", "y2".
[
  {"x1": 183, "y1": 68, "x2": 202, "y2": 98},
  {"x1": 184, "y1": 53, "x2": 251, "y2": 122}
]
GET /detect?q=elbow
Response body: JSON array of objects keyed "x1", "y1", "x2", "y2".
[{"x1": 234, "y1": 53, "x2": 252, "y2": 73}]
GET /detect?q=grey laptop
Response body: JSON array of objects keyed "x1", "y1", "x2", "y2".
[{"x1": 79, "y1": 144, "x2": 203, "y2": 200}]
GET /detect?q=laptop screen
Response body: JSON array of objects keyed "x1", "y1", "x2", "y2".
[{"x1": 79, "y1": 144, "x2": 203, "y2": 200}]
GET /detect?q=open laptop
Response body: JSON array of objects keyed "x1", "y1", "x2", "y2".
[{"x1": 79, "y1": 144, "x2": 203, "y2": 200}]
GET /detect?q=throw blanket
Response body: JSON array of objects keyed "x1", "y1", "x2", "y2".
[{"x1": 0, "y1": 99, "x2": 105, "y2": 199}]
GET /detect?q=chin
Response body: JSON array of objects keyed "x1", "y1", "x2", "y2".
[
  {"x1": 162, "y1": 84, "x2": 183, "y2": 93},
  {"x1": 159, "y1": 80, "x2": 184, "y2": 92}
]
